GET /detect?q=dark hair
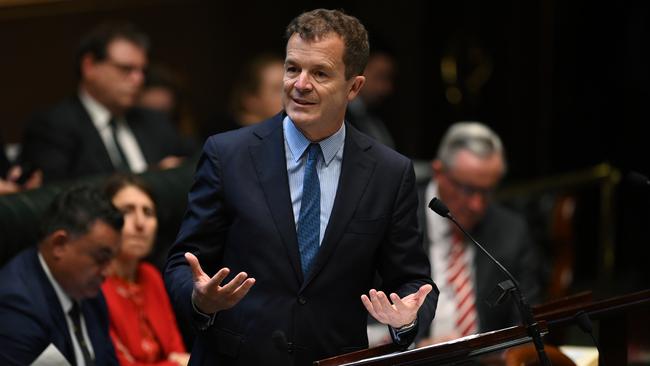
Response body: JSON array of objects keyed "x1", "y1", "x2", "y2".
[
  {"x1": 229, "y1": 53, "x2": 283, "y2": 115},
  {"x1": 75, "y1": 22, "x2": 150, "y2": 77},
  {"x1": 285, "y1": 9, "x2": 369, "y2": 79},
  {"x1": 40, "y1": 185, "x2": 124, "y2": 240},
  {"x1": 103, "y1": 173, "x2": 156, "y2": 208}
]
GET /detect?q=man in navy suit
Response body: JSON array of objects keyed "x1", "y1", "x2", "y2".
[
  {"x1": 165, "y1": 9, "x2": 437, "y2": 365},
  {"x1": 0, "y1": 185, "x2": 123, "y2": 365}
]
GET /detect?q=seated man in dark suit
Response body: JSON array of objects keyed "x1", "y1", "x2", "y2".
[
  {"x1": 21, "y1": 22, "x2": 192, "y2": 183},
  {"x1": 417, "y1": 122, "x2": 542, "y2": 345},
  {"x1": 0, "y1": 185, "x2": 123, "y2": 365}
]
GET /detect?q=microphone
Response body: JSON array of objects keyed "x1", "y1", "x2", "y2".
[
  {"x1": 573, "y1": 311, "x2": 606, "y2": 366},
  {"x1": 428, "y1": 197, "x2": 551, "y2": 366}
]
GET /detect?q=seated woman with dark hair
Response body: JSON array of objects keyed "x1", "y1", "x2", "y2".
[{"x1": 102, "y1": 174, "x2": 189, "y2": 366}]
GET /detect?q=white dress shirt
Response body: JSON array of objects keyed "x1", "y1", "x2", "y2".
[
  {"x1": 425, "y1": 181, "x2": 477, "y2": 340},
  {"x1": 79, "y1": 89, "x2": 148, "y2": 173},
  {"x1": 38, "y1": 253, "x2": 95, "y2": 366}
]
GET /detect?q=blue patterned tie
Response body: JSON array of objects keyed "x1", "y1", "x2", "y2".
[{"x1": 297, "y1": 143, "x2": 321, "y2": 276}]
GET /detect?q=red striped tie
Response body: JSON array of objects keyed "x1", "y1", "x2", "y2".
[{"x1": 447, "y1": 233, "x2": 479, "y2": 336}]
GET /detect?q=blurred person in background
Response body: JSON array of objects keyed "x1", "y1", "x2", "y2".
[
  {"x1": 21, "y1": 22, "x2": 191, "y2": 183},
  {"x1": 137, "y1": 64, "x2": 199, "y2": 156},
  {"x1": 1, "y1": 135, "x2": 41, "y2": 195},
  {"x1": 102, "y1": 174, "x2": 189, "y2": 366},
  {"x1": 416, "y1": 122, "x2": 542, "y2": 346},
  {"x1": 201, "y1": 53, "x2": 284, "y2": 137},
  {"x1": 346, "y1": 48, "x2": 397, "y2": 149}
]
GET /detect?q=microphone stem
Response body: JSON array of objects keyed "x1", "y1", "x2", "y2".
[{"x1": 449, "y1": 214, "x2": 552, "y2": 366}]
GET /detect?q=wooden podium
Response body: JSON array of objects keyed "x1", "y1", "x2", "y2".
[{"x1": 314, "y1": 289, "x2": 650, "y2": 365}]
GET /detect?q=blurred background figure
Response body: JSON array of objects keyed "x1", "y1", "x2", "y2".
[
  {"x1": 138, "y1": 64, "x2": 200, "y2": 158},
  {"x1": 0, "y1": 185, "x2": 123, "y2": 365},
  {"x1": 416, "y1": 122, "x2": 542, "y2": 346},
  {"x1": 102, "y1": 174, "x2": 189, "y2": 366},
  {"x1": 201, "y1": 53, "x2": 284, "y2": 138},
  {"x1": 138, "y1": 65, "x2": 179, "y2": 115},
  {"x1": 20, "y1": 22, "x2": 192, "y2": 183},
  {"x1": 1, "y1": 135, "x2": 41, "y2": 195},
  {"x1": 346, "y1": 47, "x2": 397, "y2": 149}
]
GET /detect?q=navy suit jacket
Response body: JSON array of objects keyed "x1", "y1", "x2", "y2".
[
  {"x1": 165, "y1": 113, "x2": 437, "y2": 365},
  {"x1": 417, "y1": 184, "x2": 542, "y2": 338},
  {"x1": 0, "y1": 247, "x2": 117, "y2": 366},
  {"x1": 21, "y1": 96, "x2": 190, "y2": 183}
]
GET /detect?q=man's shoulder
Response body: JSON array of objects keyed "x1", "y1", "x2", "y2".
[
  {"x1": 480, "y1": 203, "x2": 530, "y2": 240},
  {"x1": 487, "y1": 203, "x2": 527, "y2": 226},
  {"x1": 0, "y1": 248, "x2": 44, "y2": 306},
  {"x1": 347, "y1": 123, "x2": 410, "y2": 166},
  {"x1": 206, "y1": 114, "x2": 283, "y2": 148},
  {"x1": 28, "y1": 96, "x2": 86, "y2": 127}
]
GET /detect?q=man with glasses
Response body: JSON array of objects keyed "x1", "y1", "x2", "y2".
[
  {"x1": 21, "y1": 22, "x2": 190, "y2": 183},
  {"x1": 416, "y1": 122, "x2": 542, "y2": 346}
]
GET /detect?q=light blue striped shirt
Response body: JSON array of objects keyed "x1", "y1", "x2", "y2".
[{"x1": 284, "y1": 116, "x2": 345, "y2": 245}]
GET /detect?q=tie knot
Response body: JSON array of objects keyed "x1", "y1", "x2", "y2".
[
  {"x1": 307, "y1": 143, "x2": 321, "y2": 162},
  {"x1": 68, "y1": 301, "x2": 81, "y2": 319}
]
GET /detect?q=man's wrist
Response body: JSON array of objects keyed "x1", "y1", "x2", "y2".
[
  {"x1": 192, "y1": 298, "x2": 217, "y2": 330},
  {"x1": 395, "y1": 318, "x2": 417, "y2": 332}
]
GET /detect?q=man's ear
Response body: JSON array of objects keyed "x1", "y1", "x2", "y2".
[
  {"x1": 347, "y1": 75, "x2": 366, "y2": 101},
  {"x1": 80, "y1": 53, "x2": 97, "y2": 80},
  {"x1": 432, "y1": 159, "x2": 444, "y2": 176},
  {"x1": 48, "y1": 230, "x2": 70, "y2": 259}
]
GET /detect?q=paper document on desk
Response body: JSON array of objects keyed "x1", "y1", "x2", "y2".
[
  {"x1": 31, "y1": 343, "x2": 71, "y2": 366},
  {"x1": 559, "y1": 345, "x2": 598, "y2": 366}
]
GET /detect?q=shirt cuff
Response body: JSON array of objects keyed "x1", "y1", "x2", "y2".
[
  {"x1": 389, "y1": 318, "x2": 417, "y2": 345},
  {"x1": 192, "y1": 299, "x2": 217, "y2": 331}
]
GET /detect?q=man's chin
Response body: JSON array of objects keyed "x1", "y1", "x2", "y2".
[{"x1": 286, "y1": 109, "x2": 317, "y2": 125}]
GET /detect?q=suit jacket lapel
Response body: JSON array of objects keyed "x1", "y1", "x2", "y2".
[
  {"x1": 249, "y1": 116, "x2": 304, "y2": 283},
  {"x1": 302, "y1": 126, "x2": 376, "y2": 289},
  {"x1": 73, "y1": 96, "x2": 115, "y2": 171},
  {"x1": 81, "y1": 300, "x2": 105, "y2": 365},
  {"x1": 29, "y1": 248, "x2": 77, "y2": 365}
]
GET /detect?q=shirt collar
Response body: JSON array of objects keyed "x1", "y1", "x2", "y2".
[
  {"x1": 79, "y1": 88, "x2": 111, "y2": 129},
  {"x1": 38, "y1": 251, "x2": 74, "y2": 314},
  {"x1": 283, "y1": 115, "x2": 345, "y2": 166}
]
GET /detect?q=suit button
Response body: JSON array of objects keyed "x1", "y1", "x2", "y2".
[{"x1": 298, "y1": 296, "x2": 307, "y2": 305}]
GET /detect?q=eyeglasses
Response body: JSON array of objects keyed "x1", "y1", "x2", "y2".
[
  {"x1": 445, "y1": 173, "x2": 495, "y2": 199},
  {"x1": 103, "y1": 59, "x2": 146, "y2": 76}
]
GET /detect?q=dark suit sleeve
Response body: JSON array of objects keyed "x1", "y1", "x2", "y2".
[
  {"x1": 377, "y1": 159, "x2": 439, "y2": 345},
  {"x1": 512, "y1": 221, "x2": 543, "y2": 305},
  {"x1": 21, "y1": 111, "x2": 77, "y2": 182},
  {"x1": 0, "y1": 290, "x2": 53, "y2": 364},
  {"x1": 164, "y1": 137, "x2": 230, "y2": 329}
]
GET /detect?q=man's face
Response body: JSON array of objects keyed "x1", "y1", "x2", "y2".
[
  {"x1": 283, "y1": 33, "x2": 364, "y2": 140},
  {"x1": 83, "y1": 38, "x2": 147, "y2": 114},
  {"x1": 54, "y1": 220, "x2": 121, "y2": 301},
  {"x1": 434, "y1": 150, "x2": 504, "y2": 230}
]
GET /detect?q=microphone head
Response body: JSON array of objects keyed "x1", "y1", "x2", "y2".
[
  {"x1": 627, "y1": 171, "x2": 650, "y2": 187},
  {"x1": 574, "y1": 311, "x2": 593, "y2": 334},
  {"x1": 428, "y1": 197, "x2": 450, "y2": 218}
]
